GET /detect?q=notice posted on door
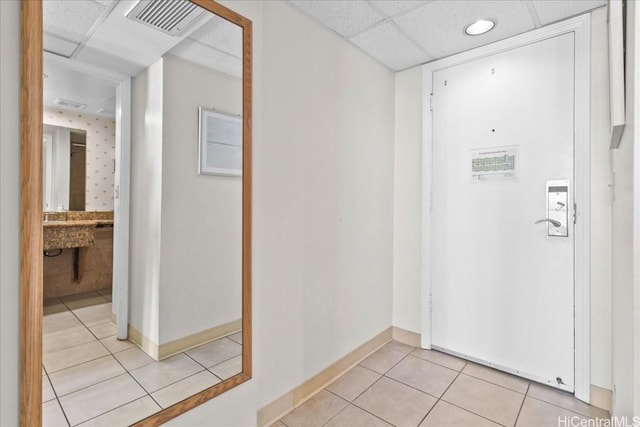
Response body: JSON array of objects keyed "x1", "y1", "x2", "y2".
[{"x1": 470, "y1": 145, "x2": 518, "y2": 183}]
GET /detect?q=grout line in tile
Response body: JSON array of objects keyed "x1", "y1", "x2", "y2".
[
  {"x1": 380, "y1": 372, "x2": 444, "y2": 402},
  {"x1": 86, "y1": 321, "x2": 116, "y2": 341},
  {"x1": 327, "y1": 387, "x2": 393, "y2": 427},
  {"x1": 145, "y1": 368, "x2": 210, "y2": 401},
  {"x1": 403, "y1": 353, "x2": 462, "y2": 375},
  {"x1": 74, "y1": 394, "x2": 155, "y2": 427},
  {"x1": 415, "y1": 360, "x2": 468, "y2": 426},
  {"x1": 43, "y1": 367, "x2": 72, "y2": 427},
  {"x1": 513, "y1": 383, "x2": 531, "y2": 427},
  {"x1": 441, "y1": 400, "x2": 509, "y2": 427},
  {"x1": 208, "y1": 352, "x2": 244, "y2": 370},
  {"x1": 316, "y1": 393, "x2": 350, "y2": 427},
  {"x1": 456, "y1": 372, "x2": 528, "y2": 396},
  {"x1": 57, "y1": 397, "x2": 72, "y2": 427},
  {"x1": 182, "y1": 350, "x2": 211, "y2": 371},
  {"x1": 69, "y1": 387, "x2": 148, "y2": 426},
  {"x1": 459, "y1": 365, "x2": 531, "y2": 395},
  {"x1": 45, "y1": 349, "x2": 108, "y2": 375},
  {"x1": 525, "y1": 393, "x2": 608, "y2": 420},
  {"x1": 206, "y1": 368, "x2": 225, "y2": 383},
  {"x1": 51, "y1": 360, "x2": 127, "y2": 399},
  {"x1": 409, "y1": 349, "x2": 469, "y2": 372},
  {"x1": 359, "y1": 345, "x2": 411, "y2": 377}
]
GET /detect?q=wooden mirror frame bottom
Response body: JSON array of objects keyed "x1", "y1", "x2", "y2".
[{"x1": 19, "y1": 1, "x2": 252, "y2": 425}]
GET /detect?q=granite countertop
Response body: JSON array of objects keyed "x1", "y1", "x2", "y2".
[{"x1": 43, "y1": 219, "x2": 114, "y2": 228}]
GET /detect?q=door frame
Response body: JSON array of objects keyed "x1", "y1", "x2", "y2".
[
  {"x1": 42, "y1": 52, "x2": 132, "y2": 338},
  {"x1": 420, "y1": 14, "x2": 592, "y2": 403}
]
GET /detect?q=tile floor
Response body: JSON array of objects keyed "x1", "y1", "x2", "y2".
[
  {"x1": 42, "y1": 291, "x2": 242, "y2": 426},
  {"x1": 275, "y1": 341, "x2": 610, "y2": 427}
]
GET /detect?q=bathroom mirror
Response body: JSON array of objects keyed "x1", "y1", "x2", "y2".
[
  {"x1": 20, "y1": 0, "x2": 252, "y2": 425},
  {"x1": 43, "y1": 57, "x2": 118, "y2": 212},
  {"x1": 42, "y1": 124, "x2": 90, "y2": 211}
]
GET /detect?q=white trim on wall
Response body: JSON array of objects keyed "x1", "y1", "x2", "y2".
[
  {"x1": 114, "y1": 78, "x2": 131, "y2": 340},
  {"x1": 633, "y1": 0, "x2": 640, "y2": 414},
  {"x1": 420, "y1": 14, "x2": 592, "y2": 403}
]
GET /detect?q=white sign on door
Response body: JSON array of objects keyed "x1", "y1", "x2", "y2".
[{"x1": 471, "y1": 145, "x2": 518, "y2": 183}]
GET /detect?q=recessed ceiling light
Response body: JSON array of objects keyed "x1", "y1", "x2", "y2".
[{"x1": 465, "y1": 19, "x2": 496, "y2": 36}]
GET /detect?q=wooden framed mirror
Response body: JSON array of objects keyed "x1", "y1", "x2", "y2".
[{"x1": 20, "y1": 0, "x2": 252, "y2": 425}]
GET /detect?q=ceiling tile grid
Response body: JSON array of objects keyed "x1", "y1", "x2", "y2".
[
  {"x1": 393, "y1": 0, "x2": 537, "y2": 60},
  {"x1": 289, "y1": 0, "x2": 385, "y2": 37},
  {"x1": 288, "y1": 0, "x2": 608, "y2": 72},
  {"x1": 370, "y1": 0, "x2": 432, "y2": 18},
  {"x1": 43, "y1": 0, "x2": 107, "y2": 43},
  {"x1": 186, "y1": 14, "x2": 243, "y2": 58},
  {"x1": 350, "y1": 21, "x2": 430, "y2": 70},
  {"x1": 168, "y1": 41, "x2": 243, "y2": 79},
  {"x1": 532, "y1": 0, "x2": 607, "y2": 25}
]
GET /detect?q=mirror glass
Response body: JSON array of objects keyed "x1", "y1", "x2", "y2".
[
  {"x1": 41, "y1": 0, "x2": 247, "y2": 424},
  {"x1": 43, "y1": 124, "x2": 90, "y2": 211},
  {"x1": 43, "y1": 59, "x2": 117, "y2": 212}
]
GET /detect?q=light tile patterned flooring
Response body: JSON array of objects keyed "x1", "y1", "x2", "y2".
[
  {"x1": 275, "y1": 341, "x2": 610, "y2": 427},
  {"x1": 42, "y1": 291, "x2": 242, "y2": 426}
]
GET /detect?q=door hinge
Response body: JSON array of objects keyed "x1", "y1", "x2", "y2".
[
  {"x1": 573, "y1": 202, "x2": 577, "y2": 224},
  {"x1": 430, "y1": 93, "x2": 434, "y2": 112}
]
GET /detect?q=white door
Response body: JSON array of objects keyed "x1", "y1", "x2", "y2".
[{"x1": 431, "y1": 33, "x2": 575, "y2": 391}]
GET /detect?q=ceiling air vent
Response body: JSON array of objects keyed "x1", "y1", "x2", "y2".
[
  {"x1": 53, "y1": 98, "x2": 87, "y2": 110},
  {"x1": 126, "y1": 0, "x2": 204, "y2": 36}
]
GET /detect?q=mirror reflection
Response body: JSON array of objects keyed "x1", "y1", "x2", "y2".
[{"x1": 41, "y1": 0, "x2": 245, "y2": 425}]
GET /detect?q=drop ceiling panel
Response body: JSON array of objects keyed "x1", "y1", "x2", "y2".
[
  {"x1": 290, "y1": 0, "x2": 384, "y2": 37},
  {"x1": 370, "y1": 0, "x2": 431, "y2": 18},
  {"x1": 394, "y1": 0, "x2": 536, "y2": 60},
  {"x1": 532, "y1": 0, "x2": 606, "y2": 25},
  {"x1": 167, "y1": 44, "x2": 242, "y2": 79},
  {"x1": 43, "y1": 0, "x2": 107, "y2": 43},
  {"x1": 44, "y1": 34, "x2": 80, "y2": 58},
  {"x1": 188, "y1": 14, "x2": 242, "y2": 58},
  {"x1": 350, "y1": 22, "x2": 430, "y2": 70},
  {"x1": 44, "y1": 61, "x2": 117, "y2": 118}
]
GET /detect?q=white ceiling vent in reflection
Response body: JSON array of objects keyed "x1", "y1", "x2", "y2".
[
  {"x1": 126, "y1": 0, "x2": 205, "y2": 36},
  {"x1": 53, "y1": 98, "x2": 87, "y2": 110}
]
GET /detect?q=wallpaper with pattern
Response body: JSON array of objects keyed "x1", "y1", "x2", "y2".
[{"x1": 44, "y1": 108, "x2": 116, "y2": 211}]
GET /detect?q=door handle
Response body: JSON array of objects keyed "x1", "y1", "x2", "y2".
[{"x1": 535, "y1": 218, "x2": 562, "y2": 227}]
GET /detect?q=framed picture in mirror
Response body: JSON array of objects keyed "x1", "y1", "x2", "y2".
[{"x1": 198, "y1": 107, "x2": 242, "y2": 176}]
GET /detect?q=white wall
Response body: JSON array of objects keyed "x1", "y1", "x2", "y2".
[
  {"x1": 169, "y1": 0, "x2": 395, "y2": 424},
  {"x1": 392, "y1": 67, "x2": 423, "y2": 332},
  {"x1": 590, "y1": 7, "x2": 613, "y2": 390},
  {"x1": 130, "y1": 59, "x2": 164, "y2": 345},
  {"x1": 158, "y1": 54, "x2": 242, "y2": 344},
  {"x1": 392, "y1": 7, "x2": 614, "y2": 391},
  {"x1": 611, "y1": 0, "x2": 637, "y2": 416},
  {"x1": 0, "y1": 0, "x2": 20, "y2": 425}
]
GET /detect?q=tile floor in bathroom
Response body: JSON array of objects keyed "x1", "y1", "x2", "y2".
[
  {"x1": 42, "y1": 290, "x2": 242, "y2": 426},
  {"x1": 274, "y1": 341, "x2": 610, "y2": 427}
]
